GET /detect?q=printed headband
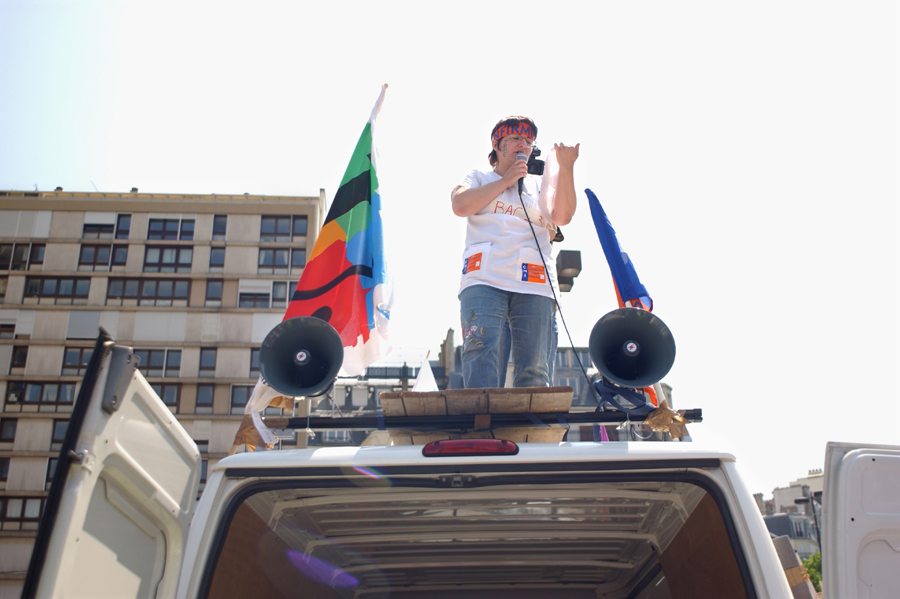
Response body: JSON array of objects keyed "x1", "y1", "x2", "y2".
[{"x1": 491, "y1": 121, "x2": 536, "y2": 142}]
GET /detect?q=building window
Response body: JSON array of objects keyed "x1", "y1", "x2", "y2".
[
  {"x1": 107, "y1": 278, "x2": 190, "y2": 307},
  {"x1": 180, "y1": 219, "x2": 195, "y2": 240},
  {"x1": 260, "y1": 216, "x2": 290, "y2": 242},
  {"x1": 0, "y1": 497, "x2": 45, "y2": 530},
  {"x1": 115, "y1": 214, "x2": 131, "y2": 239},
  {"x1": 147, "y1": 218, "x2": 194, "y2": 240},
  {"x1": 0, "y1": 323, "x2": 15, "y2": 339},
  {"x1": 134, "y1": 349, "x2": 181, "y2": 378},
  {"x1": 0, "y1": 458, "x2": 9, "y2": 481},
  {"x1": 24, "y1": 277, "x2": 91, "y2": 304},
  {"x1": 260, "y1": 215, "x2": 307, "y2": 242},
  {"x1": 10, "y1": 244, "x2": 29, "y2": 270},
  {"x1": 1, "y1": 243, "x2": 45, "y2": 270},
  {"x1": 258, "y1": 248, "x2": 288, "y2": 274},
  {"x1": 51, "y1": 419, "x2": 68, "y2": 451},
  {"x1": 61, "y1": 347, "x2": 93, "y2": 376},
  {"x1": 231, "y1": 385, "x2": 252, "y2": 415},
  {"x1": 166, "y1": 350, "x2": 181, "y2": 377},
  {"x1": 291, "y1": 248, "x2": 306, "y2": 270},
  {"x1": 323, "y1": 430, "x2": 351, "y2": 444},
  {"x1": 150, "y1": 383, "x2": 181, "y2": 412},
  {"x1": 199, "y1": 348, "x2": 217, "y2": 378},
  {"x1": 144, "y1": 246, "x2": 192, "y2": 273},
  {"x1": 112, "y1": 245, "x2": 128, "y2": 266},
  {"x1": 292, "y1": 215, "x2": 308, "y2": 237},
  {"x1": 29, "y1": 244, "x2": 45, "y2": 268},
  {"x1": 272, "y1": 281, "x2": 297, "y2": 309},
  {"x1": 82, "y1": 223, "x2": 114, "y2": 239},
  {"x1": 200, "y1": 460, "x2": 208, "y2": 484},
  {"x1": 46, "y1": 458, "x2": 58, "y2": 488},
  {"x1": 195, "y1": 384, "x2": 214, "y2": 415},
  {"x1": 148, "y1": 219, "x2": 178, "y2": 240},
  {"x1": 10, "y1": 346, "x2": 28, "y2": 369},
  {"x1": 138, "y1": 280, "x2": 189, "y2": 306},
  {"x1": 250, "y1": 348, "x2": 260, "y2": 378},
  {"x1": 0, "y1": 277, "x2": 6, "y2": 300},
  {"x1": 144, "y1": 218, "x2": 193, "y2": 240},
  {"x1": 0, "y1": 419, "x2": 16, "y2": 442},
  {"x1": 257, "y1": 250, "x2": 304, "y2": 275},
  {"x1": 212, "y1": 215, "x2": 227, "y2": 241},
  {"x1": 239, "y1": 293, "x2": 269, "y2": 308},
  {"x1": 78, "y1": 245, "x2": 128, "y2": 271},
  {"x1": 209, "y1": 248, "x2": 225, "y2": 271},
  {"x1": 578, "y1": 350, "x2": 590, "y2": 367},
  {"x1": 195, "y1": 439, "x2": 209, "y2": 454},
  {"x1": 205, "y1": 280, "x2": 223, "y2": 307},
  {"x1": 78, "y1": 245, "x2": 111, "y2": 271},
  {"x1": 8, "y1": 382, "x2": 77, "y2": 407}
]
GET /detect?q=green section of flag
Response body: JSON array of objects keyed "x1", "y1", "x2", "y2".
[
  {"x1": 335, "y1": 200, "x2": 371, "y2": 241},
  {"x1": 339, "y1": 122, "x2": 379, "y2": 195}
]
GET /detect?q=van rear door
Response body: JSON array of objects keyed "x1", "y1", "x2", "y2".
[
  {"x1": 22, "y1": 329, "x2": 201, "y2": 598},
  {"x1": 822, "y1": 442, "x2": 900, "y2": 599}
]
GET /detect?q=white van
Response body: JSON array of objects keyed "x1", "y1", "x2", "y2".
[{"x1": 21, "y1": 333, "x2": 900, "y2": 598}]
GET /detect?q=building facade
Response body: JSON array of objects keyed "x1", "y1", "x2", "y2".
[
  {"x1": 758, "y1": 469, "x2": 824, "y2": 560},
  {"x1": 0, "y1": 188, "x2": 324, "y2": 595}
]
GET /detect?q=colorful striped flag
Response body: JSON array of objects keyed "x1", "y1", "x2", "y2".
[
  {"x1": 585, "y1": 188, "x2": 652, "y2": 311},
  {"x1": 231, "y1": 86, "x2": 393, "y2": 453},
  {"x1": 283, "y1": 85, "x2": 393, "y2": 375}
]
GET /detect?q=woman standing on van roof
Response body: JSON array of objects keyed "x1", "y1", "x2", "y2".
[{"x1": 451, "y1": 116, "x2": 579, "y2": 388}]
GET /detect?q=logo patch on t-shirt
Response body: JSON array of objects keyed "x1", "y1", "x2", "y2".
[
  {"x1": 521, "y1": 263, "x2": 546, "y2": 283},
  {"x1": 463, "y1": 253, "x2": 482, "y2": 275}
]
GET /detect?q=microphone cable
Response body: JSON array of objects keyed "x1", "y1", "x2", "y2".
[{"x1": 515, "y1": 182, "x2": 603, "y2": 407}]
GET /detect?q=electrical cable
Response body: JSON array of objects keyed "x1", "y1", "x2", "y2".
[{"x1": 516, "y1": 185, "x2": 603, "y2": 407}]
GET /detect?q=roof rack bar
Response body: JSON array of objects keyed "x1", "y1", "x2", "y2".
[{"x1": 263, "y1": 409, "x2": 702, "y2": 431}]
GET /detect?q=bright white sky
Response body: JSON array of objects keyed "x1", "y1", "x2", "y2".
[{"x1": 1, "y1": 0, "x2": 897, "y2": 496}]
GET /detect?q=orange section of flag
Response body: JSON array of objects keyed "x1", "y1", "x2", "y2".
[{"x1": 307, "y1": 219, "x2": 348, "y2": 263}]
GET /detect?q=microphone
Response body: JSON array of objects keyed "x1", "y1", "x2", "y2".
[{"x1": 516, "y1": 152, "x2": 527, "y2": 195}]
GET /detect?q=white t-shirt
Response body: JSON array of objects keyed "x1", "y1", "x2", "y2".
[{"x1": 457, "y1": 168, "x2": 558, "y2": 299}]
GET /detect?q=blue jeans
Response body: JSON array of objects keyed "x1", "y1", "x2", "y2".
[
  {"x1": 460, "y1": 285, "x2": 554, "y2": 388},
  {"x1": 498, "y1": 309, "x2": 558, "y2": 385}
]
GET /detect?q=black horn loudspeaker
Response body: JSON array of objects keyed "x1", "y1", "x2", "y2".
[
  {"x1": 259, "y1": 316, "x2": 344, "y2": 397},
  {"x1": 588, "y1": 308, "x2": 676, "y2": 388}
]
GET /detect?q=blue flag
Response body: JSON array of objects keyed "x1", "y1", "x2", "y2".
[{"x1": 586, "y1": 188, "x2": 652, "y2": 311}]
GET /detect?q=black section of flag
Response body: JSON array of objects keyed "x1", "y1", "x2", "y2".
[
  {"x1": 324, "y1": 167, "x2": 371, "y2": 223},
  {"x1": 291, "y1": 264, "x2": 374, "y2": 301}
]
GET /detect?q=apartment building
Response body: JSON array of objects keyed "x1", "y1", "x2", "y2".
[{"x1": 0, "y1": 188, "x2": 324, "y2": 595}]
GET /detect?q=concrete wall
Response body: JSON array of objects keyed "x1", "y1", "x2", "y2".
[
  {"x1": 192, "y1": 246, "x2": 211, "y2": 275},
  {"x1": 194, "y1": 214, "x2": 213, "y2": 242},
  {"x1": 0, "y1": 538, "x2": 34, "y2": 573},
  {"x1": 6, "y1": 457, "x2": 49, "y2": 492},
  {"x1": 218, "y1": 314, "x2": 252, "y2": 344},
  {"x1": 228, "y1": 215, "x2": 259, "y2": 243},
  {"x1": 23, "y1": 347, "x2": 64, "y2": 377},
  {"x1": 3, "y1": 277, "x2": 24, "y2": 305},
  {"x1": 216, "y1": 348, "x2": 249, "y2": 379},
  {"x1": 12, "y1": 420, "x2": 51, "y2": 452},
  {"x1": 211, "y1": 420, "x2": 240, "y2": 453},
  {"x1": 224, "y1": 247, "x2": 256, "y2": 276},
  {"x1": 31, "y1": 312, "x2": 68, "y2": 341},
  {"x1": 43, "y1": 243, "x2": 79, "y2": 271},
  {"x1": 133, "y1": 312, "x2": 187, "y2": 342},
  {"x1": 48, "y1": 211, "x2": 85, "y2": 239},
  {"x1": 130, "y1": 213, "x2": 149, "y2": 241}
]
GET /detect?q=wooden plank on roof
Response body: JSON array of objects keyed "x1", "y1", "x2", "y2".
[{"x1": 379, "y1": 386, "x2": 573, "y2": 417}]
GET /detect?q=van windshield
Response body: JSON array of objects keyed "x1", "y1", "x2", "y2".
[{"x1": 205, "y1": 473, "x2": 751, "y2": 599}]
